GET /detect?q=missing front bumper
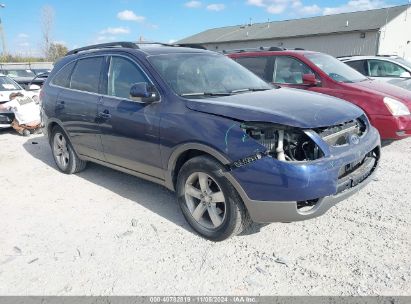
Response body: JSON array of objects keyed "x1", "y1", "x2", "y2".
[{"x1": 225, "y1": 146, "x2": 380, "y2": 223}]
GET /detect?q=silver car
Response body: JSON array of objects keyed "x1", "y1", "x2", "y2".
[{"x1": 339, "y1": 55, "x2": 411, "y2": 91}]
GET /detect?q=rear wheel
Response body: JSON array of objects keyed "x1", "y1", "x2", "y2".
[
  {"x1": 51, "y1": 126, "x2": 87, "y2": 174},
  {"x1": 177, "y1": 156, "x2": 250, "y2": 241}
]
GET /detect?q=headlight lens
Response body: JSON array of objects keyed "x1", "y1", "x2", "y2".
[{"x1": 383, "y1": 97, "x2": 410, "y2": 116}]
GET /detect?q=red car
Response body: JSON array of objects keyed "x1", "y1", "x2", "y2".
[{"x1": 229, "y1": 49, "x2": 411, "y2": 140}]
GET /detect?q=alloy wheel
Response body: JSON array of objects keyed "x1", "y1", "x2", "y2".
[
  {"x1": 184, "y1": 172, "x2": 226, "y2": 229},
  {"x1": 53, "y1": 132, "x2": 70, "y2": 170}
]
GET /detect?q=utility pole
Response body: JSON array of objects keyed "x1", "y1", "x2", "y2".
[{"x1": 0, "y1": 4, "x2": 6, "y2": 56}]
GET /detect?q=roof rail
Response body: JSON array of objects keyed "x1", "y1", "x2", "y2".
[
  {"x1": 66, "y1": 42, "x2": 139, "y2": 56},
  {"x1": 336, "y1": 54, "x2": 365, "y2": 58},
  {"x1": 66, "y1": 41, "x2": 207, "y2": 56},
  {"x1": 174, "y1": 43, "x2": 207, "y2": 50},
  {"x1": 268, "y1": 47, "x2": 285, "y2": 51}
]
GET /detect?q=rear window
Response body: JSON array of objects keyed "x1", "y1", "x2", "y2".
[
  {"x1": 70, "y1": 57, "x2": 103, "y2": 93},
  {"x1": 235, "y1": 56, "x2": 270, "y2": 81}
]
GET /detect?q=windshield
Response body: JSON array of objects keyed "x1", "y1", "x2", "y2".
[
  {"x1": 149, "y1": 53, "x2": 272, "y2": 97},
  {"x1": 0, "y1": 76, "x2": 22, "y2": 91},
  {"x1": 4, "y1": 69, "x2": 36, "y2": 78},
  {"x1": 305, "y1": 53, "x2": 368, "y2": 83}
]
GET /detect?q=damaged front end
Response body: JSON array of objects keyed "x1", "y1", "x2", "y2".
[{"x1": 223, "y1": 115, "x2": 381, "y2": 222}]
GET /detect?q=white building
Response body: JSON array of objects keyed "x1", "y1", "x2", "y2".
[{"x1": 178, "y1": 5, "x2": 411, "y2": 59}]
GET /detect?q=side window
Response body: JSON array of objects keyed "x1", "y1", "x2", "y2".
[
  {"x1": 345, "y1": 60, "x2": 368, "y2": 75},
  {"x1": 273, "y1": 56, "x2": 314, "y2": 84},
  {"x1": 70, "y1": 57, "x2": 103, "y2": 93},
  {"x1": 368, "y1": 59, "x2": 407, "y2": 77},
  {"x1": 235, "y1": 56, "x2": 270, "y2": 81},
  {"x1": 107, "y1": 56, "x2": 149, "y2": 99},
  {"x1": 50, "y1": 62, "x2": 75, "y2": 88}
]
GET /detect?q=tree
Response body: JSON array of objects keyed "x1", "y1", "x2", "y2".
[
  {"x1": 41, "y1": 5, "x2": 55, "y2": 59},
  {"x1": 47, "y1": 43, "x2": 68, "y2": 62}
]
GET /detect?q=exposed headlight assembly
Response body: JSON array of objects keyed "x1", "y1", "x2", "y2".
[
  {"x1": 241, "y1": 122, "x2": 324, "y2": 162},
  {"x1": 383, "y1": 97, "x2": 410, "y2": 116}
]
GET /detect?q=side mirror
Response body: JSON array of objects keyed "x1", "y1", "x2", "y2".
[
  {"x1": 28, "y1": 84, "x2": 41, "y2": 91},
  {"x1": 302, "y1": 74, "x2": 320, "y2": 86},
  {"x1": 400, "y1": 71, "x2": 411, "y2": 78},
  {"x1": 130, "y1": 82, "x2": 159, "y2": 103}
]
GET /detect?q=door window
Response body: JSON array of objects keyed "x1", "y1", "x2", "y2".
[
  {"x1": 235, "y1": 56, "x2": 270, "y2": 81},
  {"x1": 107, "y1": 56, "x2": 149, "y2": 99},
  {"x1": 368, "y1": 59, "x2": 408, "y2": 77},
  {"x1": 345, "y1": 60, "x2": 368, "y2": 76},
  {"x1": 70, "y1": 57, "x2": 104, "y2": 93},
  {"x1": 273, "y1": 56, "x2": 314, "y2": 84}
]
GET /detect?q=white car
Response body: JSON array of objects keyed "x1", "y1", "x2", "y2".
[
  {"x1": 339, "y1": 55, "x2": 411, "y2": 91},
  {"x1": 0, "y1": 74, "x2": 40, "y2": 129}
]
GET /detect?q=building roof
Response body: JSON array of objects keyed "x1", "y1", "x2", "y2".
[{"x1": 178, "y1": 5, "x2": 409, "y2": 44}]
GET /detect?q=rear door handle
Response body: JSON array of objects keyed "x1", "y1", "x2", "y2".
[{"x1": 98, "y1": 109, "x2": 111, "y2": 119}]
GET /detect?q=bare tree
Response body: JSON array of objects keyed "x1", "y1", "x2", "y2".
[
  {"x1": 41, "y1": 5, "x2": 55, "y2": 59},
  {"x1": 47, "y1": 43, "x2": 68, "y2": 62}
]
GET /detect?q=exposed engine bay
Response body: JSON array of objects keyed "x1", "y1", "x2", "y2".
[
  {"x1": 240, "y1": 116, "x2": 367, "y2": 162},
  {"x1": 241, "y1": 122, "x2": 323, "y2": 162}
]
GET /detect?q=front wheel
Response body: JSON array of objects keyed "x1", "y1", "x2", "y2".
[
  {"x1": 176, "y1": 156, "x2": 251, "y2": 241},
  {"x1": 51, "y1": 126, "x2": 87, "y2": 174}
]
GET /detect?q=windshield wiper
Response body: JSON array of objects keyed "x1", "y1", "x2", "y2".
[
  {"x1": 180, "y1": 92, "x2": 232, "y2": 97},
  {"x1": 230, "y1": 88, "x2": 271, "y2": 94}
]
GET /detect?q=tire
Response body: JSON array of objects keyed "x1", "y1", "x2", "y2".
[
  {"x1": 50, "y1": 126, "x2": 87, "y2": 174},
  {"x1": 176, "y1": 155, "x2": 251, "y2": 241}
]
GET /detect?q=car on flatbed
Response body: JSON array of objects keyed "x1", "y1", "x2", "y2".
[
  {"x1": 41, "y1": 42, "x2": 380, "y2": 240},
  {"x1": 229, "y1": 48, "x2": 411, "y2": 140}
]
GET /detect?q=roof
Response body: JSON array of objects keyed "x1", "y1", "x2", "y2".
[{"x1": 178, "y1": 5, "x2": 409, "y2": 44}]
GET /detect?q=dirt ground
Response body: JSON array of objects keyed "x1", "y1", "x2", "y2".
[{"x1": 0, "y1": 129, "x2": 410, "y2": 296}]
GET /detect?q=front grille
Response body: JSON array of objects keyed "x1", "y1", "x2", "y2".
[{"x1": 316, "y1": 116, "x2": 367, "y2": 146}]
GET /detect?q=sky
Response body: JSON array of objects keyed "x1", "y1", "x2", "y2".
[{"x1": 0, "y1": 0, "x2": 408, "y2": 56}]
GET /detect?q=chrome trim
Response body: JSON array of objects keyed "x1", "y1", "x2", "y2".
[{"x1": 322, "y1": 125, "x2": 358, "y2": 142}]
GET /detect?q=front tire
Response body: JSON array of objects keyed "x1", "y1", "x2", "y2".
[
  {"x1": 51, "y1": 126, "x2": 87, "y2": 174},
  {"x1": 176, "y1": 156, "x2": 250, "y2": 241}
]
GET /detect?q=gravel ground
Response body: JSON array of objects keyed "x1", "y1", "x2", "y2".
[{"x1": 0, "y1": 129, "x2": 410, "y2": 296}]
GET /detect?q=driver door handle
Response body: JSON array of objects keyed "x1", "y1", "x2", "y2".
[{"x1": 98, "y1": 109, "x2": 111, "y2": 119}]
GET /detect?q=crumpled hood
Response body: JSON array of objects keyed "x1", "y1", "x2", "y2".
[{"x1": 185, "y1": 87, "x2": 364, "y2": 128}]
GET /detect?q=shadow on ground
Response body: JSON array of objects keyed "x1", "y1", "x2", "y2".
[
  {"x1": 22, "y1": 135, "x2": 264, "y2": 238},
  {"x1": 22, "y1": 135, "x2": 193, "y2": 233}
]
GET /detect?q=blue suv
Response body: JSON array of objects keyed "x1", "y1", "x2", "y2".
[{"x1": 41, "y1": 42, "x2": 381, "y2": 241}]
